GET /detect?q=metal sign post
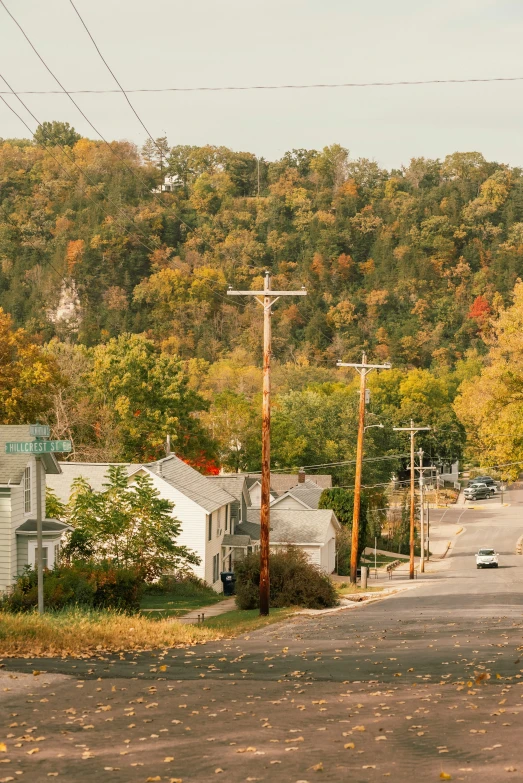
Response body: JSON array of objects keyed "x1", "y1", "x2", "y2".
[{"x1": 5, "y1": 430, "x2": 71, "y2": 614}]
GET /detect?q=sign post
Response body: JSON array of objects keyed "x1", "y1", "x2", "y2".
[{"x1": 4, "y1": 430, "x2": 71, "y2": 614}]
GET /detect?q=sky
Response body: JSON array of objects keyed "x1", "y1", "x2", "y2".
[{"x1": 1, "y1": 0, "x2": 523, "y2": 170}]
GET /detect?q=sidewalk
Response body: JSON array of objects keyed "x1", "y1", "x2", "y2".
[{"x1": 175, "y1": 597, "x2": 236, "y2": 625}]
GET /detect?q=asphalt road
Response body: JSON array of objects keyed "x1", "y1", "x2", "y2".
[{"x1": 1, "y1": 489, "x2": 523, "y2": 782}]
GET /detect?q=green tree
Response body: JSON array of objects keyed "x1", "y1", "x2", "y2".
[
  {"x1": 64, "y1": 465, "x2": 199, "y2": 580},
  {"x1": 33, "y1": 121, "x2": 80, "y2": 147},
  {"x1": 319, "y1": 487, "x2": 368, "y2": 571},
  {"x1": 141, "y1": 136, "x2": 170, "y2": 171}
]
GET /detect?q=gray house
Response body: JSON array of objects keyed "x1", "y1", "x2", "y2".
[{"x1": 0, "y1": 425, "x2": 66, "y2": 592}]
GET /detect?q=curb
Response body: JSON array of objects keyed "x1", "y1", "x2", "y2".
[{"x1": 297, "y1": 585, "x2": 413, "y2": 617}]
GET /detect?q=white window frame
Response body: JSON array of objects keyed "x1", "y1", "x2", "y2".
[
  {"x1": 28, "y1": 540, "x2": 56, "y2": 570},
  {"x1": 213, "y1": 553, "x2": 220, "y2": 583},
  {"x1": 24, "y1": 466, "x2": 32, "y2": 514}
]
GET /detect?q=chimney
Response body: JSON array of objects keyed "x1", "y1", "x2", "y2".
[
  {"x1": 165, "y1": 434, "x2": 171, "y2": 456},
  {"x1": 298, "y1": 468, "x2": 306, "y2": 484}
]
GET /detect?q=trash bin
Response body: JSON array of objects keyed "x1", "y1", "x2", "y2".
[{"x1": 220, "y1": 571, "x2": 236, "y2": 596}]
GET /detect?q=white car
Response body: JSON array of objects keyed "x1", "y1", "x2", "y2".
[{"x1": 476, "y1": 548, "x2": 499, "y2": 568}]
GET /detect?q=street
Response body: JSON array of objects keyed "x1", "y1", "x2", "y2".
[{"x1": 1, "y1": 488, "x2": 523, "y2": 782}]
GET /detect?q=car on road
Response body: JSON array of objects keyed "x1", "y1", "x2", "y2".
[
  {"x1": 464, "y1": 483, "x2": 491, "y2": 501},
  {"x1": 475, "y1": 548, "x2": 499, "y2": 568}
]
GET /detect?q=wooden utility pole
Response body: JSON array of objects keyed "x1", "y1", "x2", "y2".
[
  {"x1": 393, "y1": 421, "x2": 430, "y2": 579},
  {"x1": 337, "y1": 354, "x2": 391, "y2": 583},
  {"x1": 228, "y1": 272, "x2": 306, "y2": 615}
]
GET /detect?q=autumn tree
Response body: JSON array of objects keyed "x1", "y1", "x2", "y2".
[{"x1": 33, "y1": 121, "x2": 80, "y2": 148}]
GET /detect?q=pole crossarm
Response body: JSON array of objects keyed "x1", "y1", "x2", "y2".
[
  {"x1": 393, "y1": 422, "x2": 431, "y2": 580},
  {"x1": 227, "y1": 271, "x2": 307, "y2": 615},
  {"x1": 337, "y1": 352, "x2": 392, "y2": 583}
]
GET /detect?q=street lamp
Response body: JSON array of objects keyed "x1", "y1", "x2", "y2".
[{"x1": 364, "y1": 423, "x2": 385, "y2": 432}]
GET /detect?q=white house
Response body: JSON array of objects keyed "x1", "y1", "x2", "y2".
[
  {"x1": 246, "y1": 470, "x2": 332, "y2": 507},
  {"x1": 0, "y1": 425, "x2": 66, "y2": 592},
  {"x1": 237, "y1": 508, "x2": 340, "y2": 574},
  {"x1": 48, "y1": 455, "x2": 236, "y2": 591}
]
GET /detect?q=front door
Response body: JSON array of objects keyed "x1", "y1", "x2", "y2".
[{"x1": 28, "y1": 540, "x2": 59, "y2": 570}]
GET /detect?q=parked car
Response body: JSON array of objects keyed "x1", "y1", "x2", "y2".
[
  {"x1": 468, "y1": 480, "x2": 496, "y2": 495},
  {"x1": 469, "y1": 475, "x2": 497, "y2": 493},
  {"x1": 475, "y1": 548, "x2": 499, "y2": 568},
  {"x1": 464, "y1": 483, "x2": 491, "y2": 500}
]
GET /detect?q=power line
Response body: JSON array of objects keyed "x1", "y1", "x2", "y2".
[
  {"x1": 1, "y1": 75, "x2": 523, "y2": 95},
  {"x1": 270, "y1": 453, "x2": 408, "y2": 472},
  {"x1": 0, "y1": 0, "x2": 192, "y2": 232},
  {"x1": 67, "y1": 0, "x2": 161, "y2": 154}
]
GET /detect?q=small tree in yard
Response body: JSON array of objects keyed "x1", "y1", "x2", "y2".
[
  {"x1": 318, "y1": 488, "x2": 368, "y2": 573},
  {"x1": 62, "y1": 465, "x2": 199, "y2": 581}
]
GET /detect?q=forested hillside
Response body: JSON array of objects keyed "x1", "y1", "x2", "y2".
[{"x1": 1, "y1": 125, "x2": 522, "y2": 476}]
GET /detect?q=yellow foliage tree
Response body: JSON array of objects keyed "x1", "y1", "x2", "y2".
[{"x1": 454, "y1": 279, "x2": 523, "y2": 479}]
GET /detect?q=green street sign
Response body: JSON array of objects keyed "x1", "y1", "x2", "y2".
[
  {"x1": 29, "y1": 424, "x2": 50, "y2": 438},
  {"x1": 5, "y1": 440, "x2": 72, "y2": 455}
]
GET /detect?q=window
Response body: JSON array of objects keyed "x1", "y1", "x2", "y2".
[
  {"x1": 208, "y1": 513, "x2": 212, "y2": 541},
  {"x1": 213, "y1": 553, "x2": 220, "y2": 583},
  {"x1": 24, "y1": 466, "x2": 31, "y2": 513},
  {"x1": 225, "y1": 505, "x2": 229, "y2": 532},
  {"x1": 35, "y1": 546, "x2": 49, "y2": 569}
]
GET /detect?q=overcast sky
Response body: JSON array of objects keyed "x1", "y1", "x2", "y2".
[{"x1": 1, "y1": 0, "x2": 523, "y2": 170}]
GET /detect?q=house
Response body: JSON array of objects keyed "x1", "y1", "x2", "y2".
[
  {"x1": 246, "y1": 470, "x2": 332, "y2": 507},
  {"x1": 236, "y1": 508, "x2": 340, "y2": 573},
  {"x1": 270, "y1": 479, "x2": 325, "y2": 510},
  {"x1": 47, "y1": 454, "x2": 236, "y2": 591},
  {"x1": 0, "y1": 425, "x2": 66, "y2": 592}
]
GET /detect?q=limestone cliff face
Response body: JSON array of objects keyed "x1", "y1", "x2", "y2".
[{"x1": 47, "y1": 282, "x2": 82, "y2": 331}]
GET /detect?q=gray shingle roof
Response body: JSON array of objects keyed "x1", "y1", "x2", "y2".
[
  {"x1": 206, "y1": 474, "x2": 247, "y2": 502},
  {"x1": 146, "y1": 455, "x2": 234, "y2": 513},
  {"x1": 241, "y1": 508, "x2": 338, "y2": 545},
  {"x1": 273, "y1": 480, "x2": 324, "y2": 509},
  {"x1": 47, "y1": 462, "x2": 139, "y2": 504},
  {"x1": 16, "y1": 518, "x2": 71, "y2": 534},
  {"x1": 244, "y1": 472, "x2": 332, "y2": 496},
  {"x1": 222, "y1": 533, "x2": 251, "y2": 547}
]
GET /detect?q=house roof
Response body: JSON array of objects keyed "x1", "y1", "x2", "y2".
[
  {"x1": 240, "y1": 508, "x2": 339, "y2": 545},
  {"x1": 0, "y1": 425, "x2": 61, "y2": 484},
  {"x1": 206, "y1": 474, "x2": 247, "y2": 502},
  {"x1": 222, "y1": 533, "x2": 251, "y2": 547},
  {"x1": 16, "y1": 518, "x2": 71, "y2": 535},
  {"x1": 271, "y1": 480, "x2": 324, "y2": 510},
  {"x1": 47, "y1": 462, "x2": 138, "y2": 504},
  {"x1": 244, "y1": 472, "x2": 332, "y2": 496},
  {"x1": 146, "y1": 455, "x2": 235, "y2": 513}
]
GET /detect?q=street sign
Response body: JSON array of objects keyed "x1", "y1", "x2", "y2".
[
  {"x1": 29, "y1": 424, "x2": 50, "y2": 438},
  {"x1": 5, "y1": 440, "x2": 72, "y2": 455}
]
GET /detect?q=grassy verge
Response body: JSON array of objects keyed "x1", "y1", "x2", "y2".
[
  {"x1": 337, "y1": 583, "x2": 384, "y2": 596},
  {"x1": 201, "y1": 607, "x2": 297, "y2": 635},
  {"x1": 0, "y1": 605, "x2": 297, "y2": 658},
  {"x1": 140, "y1": 590, "x2": 226, "y2": 618}
]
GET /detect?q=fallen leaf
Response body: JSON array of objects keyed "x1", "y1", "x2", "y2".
[
  {"x1": 353, "y1": 726, "x2": 366, "y2": 732},
  {"x1": 0, "y1": 747, "x2": 5, "y2": 754},
  {"x1": 344, "y1": 743, "x2": 355, "y2": 749},
  {"x1": 310, "y1": 762, "x2": 323, "y2": 771},
  {"x1": 164, "y1": 757, "x2": 175, "y2": 762},
  {"x1": 26, "y1": 748, "x2": 39, "y2": 755},
  {"x1": 146, "y1": 778, "x2": 162, "y2": 782},
  {"x1": 440, "y1": 774, "x2": 452, "y2": 781}
]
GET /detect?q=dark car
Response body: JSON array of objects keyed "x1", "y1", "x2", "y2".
[
  {"x1": 464, "y1": 483, "x2": 491, "y2": 501},
  {"x1": 468, "y1": 476, "x2": 496, "y2": 495}
]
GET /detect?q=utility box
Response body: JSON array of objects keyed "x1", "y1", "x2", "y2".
[{"x1": 220, "y1": 571, "x2": 236, "y2": 596}]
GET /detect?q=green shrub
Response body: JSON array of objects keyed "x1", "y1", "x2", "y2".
[
  {"x1": 1, "y1": 561, "x2": 143, "y2": 613},
  {"x1": 234, "y1": 547, "x2": 338, "y2": 610}
]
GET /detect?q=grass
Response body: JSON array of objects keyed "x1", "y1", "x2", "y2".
[
  {"x1": 336, "y1": 582, "x2": 384, "y2": 596},
  {"x1": 139, "y1": 578, "x2": 227, "y2": 618},
  {"x1": 0, "y1": 605, "x2": 297, "y2": 658},
  {"x1": 201, "y1": 607, "x2": 297, "y2": 635},
  {"x1": 360, "y1": 553, "x2": 399, "y2": 566}
]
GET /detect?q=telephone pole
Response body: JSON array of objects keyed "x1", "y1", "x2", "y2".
[
  {"x1": 228, "y1": 272, "x2": 306, "y2": 615},
  {"x1": 393, "y1": 422, "x2": 430, "y2": 579},
  {"x1": 415, "y1": 449, "x2": 437, "y2": 573},
  {"x1": 337, "y1": 353, "x2": 391, "y2": 583}
]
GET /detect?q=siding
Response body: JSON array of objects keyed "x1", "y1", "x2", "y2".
[
  {"x1": 271, "y1": 496, "x2": 307, "y2": 511},
  {"x1": 205, "y1": 504, "x2": 229, "y2": 590},
  {"x1": 130, "y1": 469, "x2": 208, "y2": 583},
  {"x1": 0, "y1": 489, "x2": 12, "y2": 591}
]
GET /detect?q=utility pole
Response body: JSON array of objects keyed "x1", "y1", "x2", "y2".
[
  {"x1": 337, "y1": 353, "x2": 391, "y2": 583},
  {"x1": 417, "y1": 448, "x2": 425, "y2": 574},
  {"x1": 228, "y1": 272, "x2": 306, "y2": 615},
  {"x1": 36, "y1": 456, "x2": 44, "y2": 614},
  {"x1": 393, "y1": 422, "x2": 430, "y2": 579}
]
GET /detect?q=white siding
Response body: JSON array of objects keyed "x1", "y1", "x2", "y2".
[
  {"x1": 271, "y1": 495, "x2": 307, "y2": 510},
  {"x1": 129, "y1": 469, "x2": 208, "y2": 584},
  {"x1": 204, "y1": 504, "x2": 231, "y2": 591},
  {"x1": 0, "y1": 490, "x2": 13, "y2": 591}
]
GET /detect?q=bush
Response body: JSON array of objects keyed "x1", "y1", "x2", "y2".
[
  {"x1": 1, "y1": 561, "x2": 143, "y2": 613},
  {"x1": 234, "y1": 547, "x2": 338, "y2": 610}
]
